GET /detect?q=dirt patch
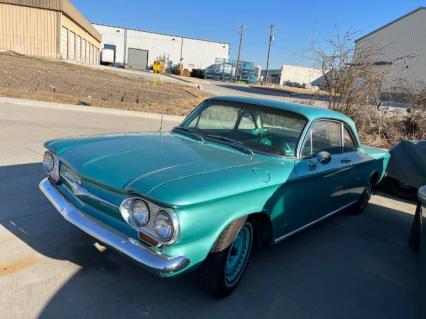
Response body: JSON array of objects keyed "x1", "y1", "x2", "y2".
[{"x1": 0, "y1": 52, "x2": 210, "y2": 116}]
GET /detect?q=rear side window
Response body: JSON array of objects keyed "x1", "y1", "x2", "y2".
[
  {"x1": 301, "y1": 120, "x2": 342, "y2": 157},
  {"x1": 343, "y1": 126, "x2": 357, "y2": 152}
]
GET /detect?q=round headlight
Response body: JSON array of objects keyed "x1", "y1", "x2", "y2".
[
  {"x1": 154, "y1": 211, "x2": 174, "y2": 240},
  {"x1": 43, "y1": 152, "x2": 55, "y2": 173},
  {"x1": 131, "y1": 199, "x2": 150, "y2": 227}
]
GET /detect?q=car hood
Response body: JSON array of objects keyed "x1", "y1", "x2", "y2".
[{"x1": 46, "y1": 133, "x2": 266, "y2": 195}]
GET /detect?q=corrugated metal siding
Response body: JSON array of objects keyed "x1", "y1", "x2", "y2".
[
  {"x1": 0, "y1": 3, "x2": 58, "y2": 57},
  {"x1": 61, "y1": 14, "x2": 99, "y2": 64},
  {"x1": 356, "y1": 8, "x2": 426, "y2": 90},
  {"x1": 60, "y1": 0, "x2": 100, "y2": 42},
  {"x1": 0, "y1": 0, "x2": 101, "y2": 41}
]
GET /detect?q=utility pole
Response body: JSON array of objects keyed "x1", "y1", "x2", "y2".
[
  {"x1": 235, "y1": 25, "x2": 245, "y2": 82},
  {"x1": 264, "y1": 24, "x2": 275, "y2": 85}
]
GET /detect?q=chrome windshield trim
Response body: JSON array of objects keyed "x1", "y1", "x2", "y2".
[
  {"x1": 274, "y1": 200, "x2": 358, "y2": 244},
  {"x1": 39, "y1": 178, "x2": 190, "y2": 273}
]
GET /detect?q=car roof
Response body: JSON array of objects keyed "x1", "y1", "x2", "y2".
[{"x1": 210, "y1": 96, "x2": 355, "y2": 126}]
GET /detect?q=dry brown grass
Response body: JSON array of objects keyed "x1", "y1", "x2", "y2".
[{"x1": 0, "y1": 51, "x2": 210, "y2": 116}]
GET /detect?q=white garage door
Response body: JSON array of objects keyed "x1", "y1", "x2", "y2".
[
  {"x1": 60, "y1": 27, "x2": 68, "y2": 59},
  {"x1": 86, "y1": 41, "x2": 89, "y2": 63},
  {"x1": 90, "y1": 44, "x2": 94, "y2": 64},
  {"x1": 128, "y1": 48, "x2": 149, "y2": 70},
  {"x1": 82, "y1": 39, "x2": 86, "y2": 62},
  {"x1": 69, "y1": 31, "x2": 75, "y2": 60},
  {"x1": 76, "y1": 35, "x2": 81, "y2": 61}
]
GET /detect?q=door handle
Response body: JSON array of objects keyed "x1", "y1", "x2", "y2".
[
  {"x1": 308, "y1": 160, "x2": 317, "y2": 169},
  {"x1": 341, "y1": 158, "x2": 352, "y2": 163}
]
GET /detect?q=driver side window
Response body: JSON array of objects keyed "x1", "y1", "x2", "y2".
[{"x1": 301, "y1": 120, "x2": 342, "y2": 158}]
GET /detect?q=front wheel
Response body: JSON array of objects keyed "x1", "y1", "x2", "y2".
[{"x1": 198, "y1": 220, "x2": 253, "y2": 298}]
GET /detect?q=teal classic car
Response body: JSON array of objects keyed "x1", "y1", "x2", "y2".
[{"x1": 40, "y1": 96, "x2": 389, "y2": 298}]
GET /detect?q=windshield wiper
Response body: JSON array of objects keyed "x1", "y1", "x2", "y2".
[
  {"x1": 172, "y1": 127, "x2": 204, "y2": 141},
  {"x1": 205, "y1": 134, "x2": 254, "y2": 155}
]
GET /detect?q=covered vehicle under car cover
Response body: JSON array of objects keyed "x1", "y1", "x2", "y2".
[{"x1": 387, "y1": 140, "x2": 426, "y2": 188}]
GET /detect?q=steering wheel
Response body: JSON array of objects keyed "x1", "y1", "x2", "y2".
[{"x1": 257, "y1": 133, "x2": 294, "y2": 156}]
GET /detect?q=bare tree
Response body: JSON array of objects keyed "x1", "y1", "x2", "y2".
[{"x1": 310, "y1": 28, "x2": 425, "y2": 148}]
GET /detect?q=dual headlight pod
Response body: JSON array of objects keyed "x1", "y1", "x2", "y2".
[{"x1": 119, "y1": 197, "x2": 178, "y2": 245}]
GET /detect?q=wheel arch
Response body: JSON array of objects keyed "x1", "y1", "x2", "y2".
[
  {"x1": 211, "y1": 211, "x2": 273, "y2": 253},
  {"x1": 369, "y1": 170, "x2": 380, "y2": 187}
]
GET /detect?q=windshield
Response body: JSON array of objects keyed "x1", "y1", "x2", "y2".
[{"x1": 178, "y1": 100, "x2": 308, "y2": 157}]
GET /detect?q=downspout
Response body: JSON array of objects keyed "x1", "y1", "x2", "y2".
[
  {"x1": 180, "y1": 37, "x2": 184, "y2": 68},
  {"x1": 123, "y1": 28, "x2": 127, "y2": 66}
]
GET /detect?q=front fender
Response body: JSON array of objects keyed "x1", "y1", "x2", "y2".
[{"x1": 160, "y1": 187, "x2": 275, "y2": 275}]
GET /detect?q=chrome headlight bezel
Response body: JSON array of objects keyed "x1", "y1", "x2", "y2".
[
  {"x1": 154, "y1": 210, "x2": 174, "y2": 242},
  {"x1": 119, "y1": 197, "x2": 179, "y2": 246},
  {"x1": 131, "y1": 199, "x2": 150, "y2": 227},
  {"x1": 43, "y1": 151, "x2": 60, "y2": 183},
  {"x1": 43, "y1": 152, "x2": 54, "y2": 173}
]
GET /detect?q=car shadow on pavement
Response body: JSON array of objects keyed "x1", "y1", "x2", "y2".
[{"x1": 0, "y1": 163, "x2": 421, "y2": 319}]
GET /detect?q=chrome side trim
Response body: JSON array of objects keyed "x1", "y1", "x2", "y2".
[
  {"x1": 39, "y1": 178, "x2": 190, "y2": 273},
  {"x1": 274, "y1": 200, "x2": 358, "y2": 244}
]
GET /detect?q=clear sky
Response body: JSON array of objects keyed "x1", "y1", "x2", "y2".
[{"x1": 72, "y1": 0, "x2": 425, "y2": 69}]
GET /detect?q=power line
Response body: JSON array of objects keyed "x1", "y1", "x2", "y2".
[
  {"x1": 235, "y1": 25, "x2": 245, "y2": 81},
  {"x1": 264, "y1": 24, "x2": 275, "y2": 85}
]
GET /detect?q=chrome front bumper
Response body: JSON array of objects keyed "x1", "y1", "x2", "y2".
[{"x1": 39, "y1": 178, "x2": 190, "y2": 273}]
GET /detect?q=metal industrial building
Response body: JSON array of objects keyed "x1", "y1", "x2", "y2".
[
  {"x1": 355, "y1": 7, "x2": 426, "y2": 91},
  {"x1": 0, "y1": 0, "x2": 101, "y2": 64},
  {"x1": 261, "y1": 65, "x2": 324, "y2": 87},
  {"x1": 93, "y1": 23, "x2": 230, "y2": 71}
]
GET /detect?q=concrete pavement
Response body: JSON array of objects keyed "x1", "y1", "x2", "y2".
[{"x1": 0, "y1": 99, "x2": 421, "y2": 319}]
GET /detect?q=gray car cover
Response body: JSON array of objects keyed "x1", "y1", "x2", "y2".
[{"x1": 387, "y1": 140, "x2": 426, "y2": 188}]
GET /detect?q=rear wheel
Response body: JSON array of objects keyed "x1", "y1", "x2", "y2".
[
  {"x1": 198, "y1": 220, "x2": 253, "y2": 298},
  {"x1": 350, "y1": 181, "x2": 372, "y2": 215}
]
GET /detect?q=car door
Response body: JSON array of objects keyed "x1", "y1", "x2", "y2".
[
  {"x1": 341, "y1": 124, "x2": 372, "y2": 202},
  {"x1": 290, "y1": 119, "x2": 353, "y2": 229}
]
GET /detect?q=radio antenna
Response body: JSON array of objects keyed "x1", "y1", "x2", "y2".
[
  {"x1": 160, "y1": 75, "x2": 164, "y2": 134},
  {"x1": 152, "y1": 67, "x2": 164, "y2": 133}
]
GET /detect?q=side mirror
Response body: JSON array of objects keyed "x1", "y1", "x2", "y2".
[{"x1": 316, "y1": 151, "x2": 332, "y2": 165}]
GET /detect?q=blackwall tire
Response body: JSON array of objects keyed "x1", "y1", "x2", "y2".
[{"x1": 198, "y1": 221, "x2": 253, "y2": 298}]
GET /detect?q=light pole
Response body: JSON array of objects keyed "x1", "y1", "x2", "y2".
[
  {"x1": 264, "y1": 24, "x2": 275, "y2": 85},
  {"x1": 235, "y1": 25, "x2": 245, "y2": 82}
]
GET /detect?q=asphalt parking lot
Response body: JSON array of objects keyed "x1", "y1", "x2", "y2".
[{"x1": 0, "y1": 99, "x2": 421, "y2": 319}]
